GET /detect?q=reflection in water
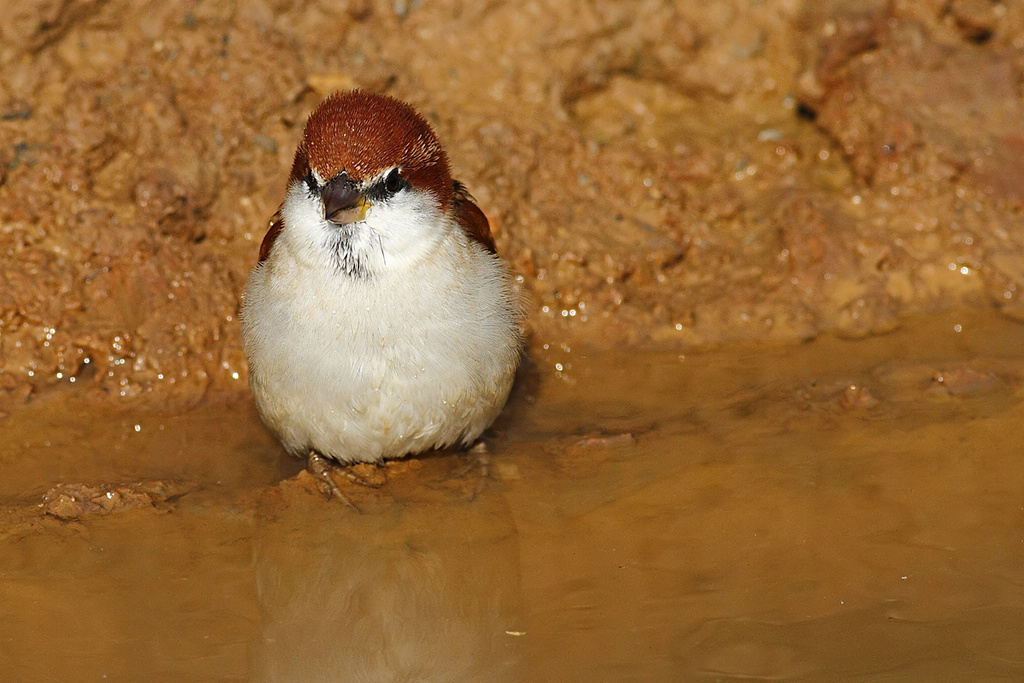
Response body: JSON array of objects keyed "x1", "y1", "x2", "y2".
[
  {"x1": 250, "y1": 490, "x2": 522, "y2": 682},
  {"x1": 1, "y1": 309, "x2": 1023, "y2": 680}
]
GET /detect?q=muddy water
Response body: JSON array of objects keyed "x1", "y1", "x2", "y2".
[{"x1": 2, "y1": 309, "x2": 1023, "y2": 681}]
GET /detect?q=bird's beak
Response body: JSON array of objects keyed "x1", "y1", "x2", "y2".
[{"x1": 322, "y1": 175, "x2": 369, "y2": 226}]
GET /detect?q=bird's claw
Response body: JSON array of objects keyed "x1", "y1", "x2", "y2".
[{"x1": 307, "y1": 451, "x2": 361, "y2": 512}]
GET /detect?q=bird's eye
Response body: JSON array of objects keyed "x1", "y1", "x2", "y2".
[{"x1": 384, "y1": 168, "x2": 406, "y2": 195}]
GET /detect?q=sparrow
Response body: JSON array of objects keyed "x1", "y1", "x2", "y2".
[{"x1": 240, "y1": 90, "x2": 523, "y2": 497}]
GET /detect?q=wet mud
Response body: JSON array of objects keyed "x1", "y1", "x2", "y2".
[
  {"x1": 4, "y1": 1, "x2": 1024, "y2": 407},
  {"x1": 2, "y1": 0, "x2": 1024, "y2": 680}
]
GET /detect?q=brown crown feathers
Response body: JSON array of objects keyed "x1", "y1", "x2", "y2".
[{"x1": 258, "y1": 90, "x2": 494, "y2": 263}]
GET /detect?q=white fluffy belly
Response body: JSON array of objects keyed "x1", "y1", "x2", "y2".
[{"x1": 240, "y1": 239, "x2": 521, "y2": 464}]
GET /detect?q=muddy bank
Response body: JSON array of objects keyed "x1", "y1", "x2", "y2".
[
  {"x1": 2, "y1": 1, "x2": 1024, "y2": 409},
  {"x1": 3, "y1": 4, "x2": 1024, "y2": 680}
]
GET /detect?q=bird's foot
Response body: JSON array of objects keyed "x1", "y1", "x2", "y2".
[{"x1": 306, "y1": 451, "x2": 360, "y2": 511}]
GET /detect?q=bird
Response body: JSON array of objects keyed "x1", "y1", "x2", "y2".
[{"x1": 240, "y1": 90, "x2": 523, "y2": 499}]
